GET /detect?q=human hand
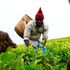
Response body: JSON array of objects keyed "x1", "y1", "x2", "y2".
[
  {"x1": 42, "y1": 46, "x2": 47, "y2": 53},
  {"x1": 37, "y1": 43, "x2": 40, "y2": 48}
]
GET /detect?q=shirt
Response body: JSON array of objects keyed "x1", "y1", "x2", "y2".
[{"x1": 24, "y1": 20, "x2": 48, "y2": 46}]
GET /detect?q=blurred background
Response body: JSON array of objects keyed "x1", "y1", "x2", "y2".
[{"x1": 0, "y1": 0, "x2": 70, "y2": 44}]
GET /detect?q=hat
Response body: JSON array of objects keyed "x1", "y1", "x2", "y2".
[{"x1": 35, "y1": 7, "x2": 44, "y2": 21}]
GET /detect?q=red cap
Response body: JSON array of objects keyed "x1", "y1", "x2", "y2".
[{"x1": 35, "y1": 7, "x2": 44, "y2": 21}]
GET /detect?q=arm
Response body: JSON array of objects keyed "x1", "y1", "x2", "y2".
[
  {"x1": 24, "y1": 39, "x2": 30, "y2": 47},
  {"x1": 24, "y1": 23, "x2": 31, "y2": 47},
  {"x1": 42, "y1": 38, "x2": 47, "y2": 46},
  {"x1": 42, "y1": 28, "x2": 48, "y2": 53},
  {"x1": 42, "y1": 24, "x2": 48, "y2": 47}
]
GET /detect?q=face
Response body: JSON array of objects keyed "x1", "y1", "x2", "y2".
[{"x1": 36, "y1": 20, "x2": 43, "y2": 27}]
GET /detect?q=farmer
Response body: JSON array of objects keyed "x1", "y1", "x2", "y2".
[{"x1": 24, "y1": 8, "x2": 48, "y2": 52}]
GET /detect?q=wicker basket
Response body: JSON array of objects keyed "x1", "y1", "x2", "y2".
[{"x1": 14, "y1": 14, "x2": 32, "y2": 38}]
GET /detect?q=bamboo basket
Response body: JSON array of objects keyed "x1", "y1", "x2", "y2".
[{"x1": 14, "y1": 14, "x2": 32, "y2": 38}]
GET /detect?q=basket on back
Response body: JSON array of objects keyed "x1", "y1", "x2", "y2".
[{"x1": 14, "y1": 14, "x2": 32, "y2": 38}]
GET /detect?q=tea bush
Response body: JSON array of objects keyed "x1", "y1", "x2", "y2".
[{"x1": 0, "y1": 37, "x2": 70, "y2": 70}]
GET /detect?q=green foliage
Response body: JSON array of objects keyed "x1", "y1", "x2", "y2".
[{"x1": 0, "y1": 37, "x2": 70, "y2": 70}]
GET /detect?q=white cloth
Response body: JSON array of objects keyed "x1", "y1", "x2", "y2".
[{"x1": 24, "y1": 20, "x2": 48, "y2": 47}]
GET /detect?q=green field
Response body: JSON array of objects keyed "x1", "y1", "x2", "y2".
[{"x1": 0, "y1": 37, "x2": 70, "y2": 70}]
